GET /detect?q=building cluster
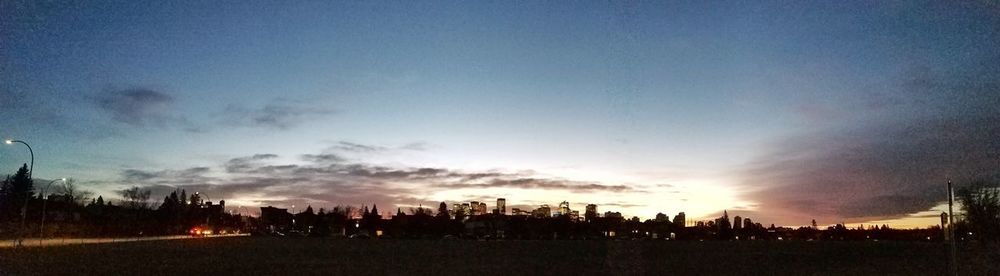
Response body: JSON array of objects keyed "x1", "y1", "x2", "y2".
[
  {"x1": 248, "y1": 198, "x2": 955, "y2": 242},
  {"x1": 447, "y1": 199, "x2": 609, "y2": 221}
]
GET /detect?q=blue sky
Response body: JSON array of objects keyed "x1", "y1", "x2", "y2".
[{"x1": 2, "y1": 1, "x2": 998, "y2": 226}]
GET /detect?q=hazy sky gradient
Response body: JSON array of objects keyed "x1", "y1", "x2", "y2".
[{"x1": 2, "y1": 1, "x2": 998, "y2": 226}]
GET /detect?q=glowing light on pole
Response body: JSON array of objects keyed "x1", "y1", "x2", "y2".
[
  {"x1": 40, "y1": 178, "x2": 67, "y2": 241},
  {"x1": 5, "y1": 139, "x2": 34, "y2": 245}
]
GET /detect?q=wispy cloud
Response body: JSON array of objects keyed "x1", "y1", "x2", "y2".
[
  {"x1": 322, "y1": 141, "x2": 431, "y2": 154},
  {"x1": 433, "y1": 178, "x2": 634, "y2": 193},
  {"x1": 224, "y1": 154, "x2": 280, "y2": 173},
  {"x1": 221, "y1": 98, "x2": 335, "y2": 130},
  {"x1": 93, "y1": 88, "x2": 184, "y2": 127},
  {"x1": 331, "y1": 141, "x2": 387, "y2": 153},
  {"x1": 117, "y1": 150, "x2": 641, "y2": 211}
]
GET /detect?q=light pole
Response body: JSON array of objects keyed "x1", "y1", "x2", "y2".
[
  {"x1": 947, "y1": 180, "x2": 957, "y2": 276},
  {"x1": 5, "y1": 139, "x2": 33, "y2": 245},
  {"x1": 40, "y1": 178, "x2": 66, "y2": 241}
]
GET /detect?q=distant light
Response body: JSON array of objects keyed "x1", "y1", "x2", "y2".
[
  {"x1": 4, "y1": 140, "x2": 11, "y2": 144},
  {"x1": 60, "y1": 178, "x2": 66, "y2": 181}
]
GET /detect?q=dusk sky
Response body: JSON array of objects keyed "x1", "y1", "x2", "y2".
[{"x1": 2, "y1": 1, "x2": 998, "y2": 227}]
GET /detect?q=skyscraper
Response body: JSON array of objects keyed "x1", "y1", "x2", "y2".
[
  {"x1": 673, "y1": 212, "x2": 686, "y2": 228},
  {"x1": 584, "y1": 204, "x2": 598, "y2": 221},
  {"x1": 532, "y1": 205, "x2": 551, "y2": 218},
  {"x1": 655, "y1": 213, "x2": 669, "y2": 222},
  {"x1": 734, "y1": 216, "x2": 743, "y2": 230},
  {"x1": 476, "y1": 202, "x2": 487, "y2": 215},
  {"x1": 460, "y1": 203, "x2": 471, "y2": 217},
  {"x1": 496, "y1": 198, "x2": 506, "y2": 215},
  {"x1": 558, "y1": 201, "x2": 570, "y2": 216}
]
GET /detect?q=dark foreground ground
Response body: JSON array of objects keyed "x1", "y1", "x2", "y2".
[{"x1": 1, "y1": 237, "x2": 998, "y2": 275}]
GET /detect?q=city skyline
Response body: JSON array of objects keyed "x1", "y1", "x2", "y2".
[{"x1": 3, "y1": 1, "x2": 999, "y2": 228}]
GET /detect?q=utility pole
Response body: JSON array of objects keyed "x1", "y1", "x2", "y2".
[{"x1": 947, "y1": 180, "x2": 958, "y2": 276}]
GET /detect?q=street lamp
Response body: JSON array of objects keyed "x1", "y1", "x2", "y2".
[
  {"x1": 5, "y1": 139, "x2": 33, "y2": 245},
  {"x1": 40, "y1": 178, "x2": 67, "y2": 241},
  {"x1": 4, "y1": 140, "x2": 32, "y2": 179}
]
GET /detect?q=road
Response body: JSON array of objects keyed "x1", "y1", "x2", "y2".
[{"x1": 0, "y1": 233, "x2": 249, "y2": 248}]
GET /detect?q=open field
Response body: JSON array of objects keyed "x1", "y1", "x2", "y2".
[{"x1": 1, "y1": 237, "x2": 998, "y2": 275}]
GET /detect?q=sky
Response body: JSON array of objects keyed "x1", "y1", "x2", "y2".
[{"x1": 1, "y1": 1, "x2": 998, "y2": 227}]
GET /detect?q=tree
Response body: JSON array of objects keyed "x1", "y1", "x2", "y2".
[
  {"x1": 0, "y1": 165, "x2": 33, "y2": 218},
  {"x1": 437, "y1": 202, "x2": 450, "y2": 219},
  {"x1": 958, "y1": 180, "x2": 1000, "y2": 241},
  {"x1": 57, "y1": 178, "x2": 93, "y2": 205},
  {"x1": 119, "y1": 186, "x2": 152, "y2": 210},
  {"x1": 0, "y1": 175, "x2": 12, "y2": 217}
]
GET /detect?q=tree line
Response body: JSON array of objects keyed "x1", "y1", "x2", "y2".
[{"x1": 1, "y1": 162, "x2": 998, "y2": 242}]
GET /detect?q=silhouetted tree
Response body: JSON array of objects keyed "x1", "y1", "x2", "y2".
[
  {"x1": 56, "y1": 178, "x2": 92, "y2": 205},
  {"x1": 437, "y1": 202, "x2": 449, "y2": 219},
  {"x1": 958, "y1": 180, "x2": 1000, "y2": 241},
  {"x1": 119, "y1": 186, "x2": 152, "y2": 210},
  {"x1": 0, "y1": 175, "x2": 13, "y2": 218},
  {"x1": 1, "y1": 165, "x2": 33, "y2": 218}
]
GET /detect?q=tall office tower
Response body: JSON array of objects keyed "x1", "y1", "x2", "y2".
[{"x1": 496, "y1": 198, "x2": 507, "y2": 215}]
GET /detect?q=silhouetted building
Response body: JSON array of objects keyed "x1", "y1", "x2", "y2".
[
  {"x1": 734, "y1": 215, "x2": 743, "y2": 230},
  {"x1": 585, "y1": 204, "x2": 598, "y2": 221},
  {"x1": 673, "y1": 212, "x2": 686, "y2": 227},
  {"x1": 655, "y1": 212, "x2": 669, "y2": 222},
  {"x1": 496, "y1": 198, "x2": 506, "y2": 215},
  {"x1": 532, "y1": 205, "x2": 551, "y2": 218},
  {"x1": 558, "y1": 201, "x2": 570, "y2": 216},
  {"x1": 260, "y1": 206, "x2": 293, "y2": 232},
  {"x1": 604, "y1": 211, "x2": 623, "y2": 219},
  {"x1": 451, "y1": 203, "x2": 464, "y2": 217},
  {"x1": 744, "y1": 218, "x2": 753, "y2": 230},
  {"x1": 470, "y1": 201, "x2": 481, "y2": 216},
  {"x1": 475, "y1": 202, "x2": 487, "y2": 216},
  {"x1": 202, "y1": 200, "x2": 225, "y2": 215},
  {"x1": 511, "y1": 208, "x2": 530, "y2": 216},
  {"x1": 459, "y1": 203, "x2": 471, "y2": 216}
]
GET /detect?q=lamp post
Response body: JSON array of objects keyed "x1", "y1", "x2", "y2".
[
  {"x1": 947, "y1": 180, "x2": 957, "y2": 276},
  {"x1": 40, "y1": 178, "x2": 66, "y2": 241},
  {"x1": 5, "y1": 139, "x2": 33, "y2": 246}
]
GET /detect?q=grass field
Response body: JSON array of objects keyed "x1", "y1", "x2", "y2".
[{"x1": 1, "y1": 237, "x2": 998, "y2": 275}]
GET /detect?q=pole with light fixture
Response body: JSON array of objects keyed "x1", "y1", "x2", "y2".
[
  {"x1": 947, "y1": 180, "x2": 957, "y2": 276},
  {"x1": 40, "y1": 178, "x2": 67, "y2": 241},
  {"x1": 5, "y1": 139, "x2": 33, "y2": 246}
]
